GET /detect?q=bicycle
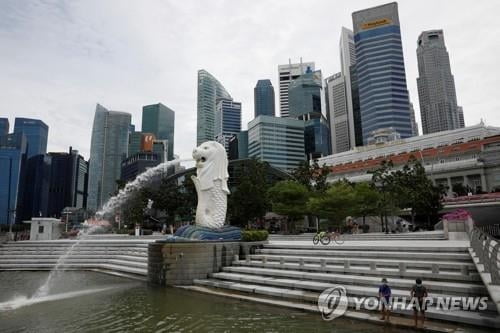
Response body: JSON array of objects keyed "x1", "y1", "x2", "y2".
[{"x1": 313, "y1": 231, "x2": 344, "y2": 245}]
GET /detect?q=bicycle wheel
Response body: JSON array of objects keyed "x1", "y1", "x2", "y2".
[
  {"x1": 334, "y1": 234, "x2": 344, "y2": 245},
  {"x1": 313, "y1": 234, "x2": 320, "y2": 245},
  {"x1": 320, "y1": 235, "x2": 331, "y2": 245}
]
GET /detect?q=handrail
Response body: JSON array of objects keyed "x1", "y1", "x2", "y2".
[{"x1": 470, "y1": 227, "x2": 500, "y2": 285}]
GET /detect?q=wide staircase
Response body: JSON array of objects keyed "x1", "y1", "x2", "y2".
[
  {"x1": 190, "y1": 239, "x2": 500, "y2": 330},
  {"x1": 269, "y1": 230, "x2": 447, "y2": 242},
  {"x1": 0, "y1": 239, "x2": 152, "y2": 281}
]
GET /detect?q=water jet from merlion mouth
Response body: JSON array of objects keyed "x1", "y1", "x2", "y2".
[{"x1": 96, "y1": 157, "x2": 193, "y2": 218}]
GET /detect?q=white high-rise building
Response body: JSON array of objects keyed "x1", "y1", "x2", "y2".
[
  {"x1": 325, "y1": 27, "x2": 361, "y2": 154},
  {"x1": 278, "y1": 60, "x2": 315, "y2": 118},
  {"x1": 325, "y1": 73, "x2": 350, "y2": 153}
]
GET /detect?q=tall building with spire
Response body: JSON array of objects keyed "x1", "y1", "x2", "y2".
[
  {"x1": 352, "y1": 2, "x2": 413, "y2": 144},
  {"x1": 197, "y1": 70, "x2": 232, "y2": 145},
  {"x1": 87, "y1": 104, "x2": 131, "y2": 211},
  {"x1": 417, "y1": 29, "x2": 463, "y2": 134}
]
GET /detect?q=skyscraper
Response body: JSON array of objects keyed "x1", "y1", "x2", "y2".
[
  {"x1": 278, "y1": 60, "x2": 315, "y2": 118},
  {"x1": 87, "y1": 104, "x2": 131, "y2": 212},
  {"x1": 248, "y1": 115, "x2": 305, "y2": 171},
  {"x1": 197, "y1": 69, "x2": 232, "y2": 145},
  {"x1": 142, "y1": 103, "x2": 175, "y2": 160},
  {"x1": 14, "y1": 117, "x2": 48, "y2": 158},
  {"x1": 288, "y1": 70, "x2": 330, "y2": 159},
  {"x1": 325, "y1": 73, "x2": 351, "y2": 153},
  {"x1": 326, "y1": 27, "x2": 363, "y2": 154},
  {"x1": 18, "y1": 147, "x2": 88, "y2": 221},
  {"x1": 457, "y1": 106, "x2": 465, "y2": 128},
  {"x1": 214, "y1": 98, "x2": 242, "y2": 153},
  {"x1": 409, "y1": 102, "x2": 419, "y2": 136},
  {"x1": 417, "y1": 29, "x2": 463, "y2": 134},
  {"x1": 0, "y1": 118, "x2": 9, "y2": 136},
  {"x1": 0, "y1": 133, "x2": 27, "y2": 224},
  {"x1": 254, "y1": 80, "x2": 275, "y2": 117},
  {"x1": 352, "y1": 2, "x2": 413, "y2": 144}
]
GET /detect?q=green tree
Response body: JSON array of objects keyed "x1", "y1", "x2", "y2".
[
  {"x1": 228, "y1": 159, "x2": 271, "y2": 227},
  {"x1": 268, "y1": 180, "x2": 310, "y2": 233},
  {"x1": 307, "y1": 181, "x2": 356, "y2": 229},
  {"x1": 352, "y1": 182, "x2": 381, "y2": 225},
  {"x1": 292, "y1": 160, "x2": 331, "y2": 193}
]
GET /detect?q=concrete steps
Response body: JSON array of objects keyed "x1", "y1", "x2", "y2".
[
  {"x1": 269, "y1": 231, "x2": 447, "y2": 241},
  {"x1": 193, "y1": 241, "x2": 500, "y2": 329},
  {"x1": 0, "y1": 239, "x2": 152, "y2": 280},
  {"x1": 194, "y1": 278, "x2": 500, "y2": 328}
]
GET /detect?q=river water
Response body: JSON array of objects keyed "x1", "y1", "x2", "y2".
[{"x1": 0, "y1": 271, "x2": 409, "y2": 332}]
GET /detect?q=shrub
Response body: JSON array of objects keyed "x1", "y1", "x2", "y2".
[
  {"x1": 360, "y1": 224, "x2": 370, "y2": 233},
  {"x1": 242, "y1": 229, "x2": 269, "y2": 242}
]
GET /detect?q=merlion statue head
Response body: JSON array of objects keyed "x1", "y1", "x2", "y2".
[{"x1": 192, "y1": 141, "x2": 229, "y2": 193}]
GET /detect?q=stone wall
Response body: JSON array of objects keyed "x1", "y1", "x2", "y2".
[{"x1": 148, "y1": 240, "x2": 266, "y2": 286}]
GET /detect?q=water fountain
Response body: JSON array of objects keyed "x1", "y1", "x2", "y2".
[{"x1": 2, "y1": 142, "x2": 240, "y2": 310}]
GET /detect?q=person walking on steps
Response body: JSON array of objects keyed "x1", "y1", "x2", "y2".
[
  {"x1": 378, "y1": 278, "x2": 391, "y2": 322},
  {"x1": 411, "y1": 278, "x2": 428, "y2": 327}
]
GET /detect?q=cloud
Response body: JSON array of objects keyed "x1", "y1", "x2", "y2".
[{"x1": 1, "y1": 0, "x2": 499, "y2": 160}]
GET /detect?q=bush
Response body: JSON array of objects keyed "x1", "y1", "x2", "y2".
[
  {"x1": 360, "y1": 224, "x2": 370, "y2": 233},
  {"x1": 242, "y1": 230, "x2": 268, "y2": 242}
]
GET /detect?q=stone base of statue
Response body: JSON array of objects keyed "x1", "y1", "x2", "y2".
[{"x1": 172, "y1": 224, "x2": 241, "y2": 241}]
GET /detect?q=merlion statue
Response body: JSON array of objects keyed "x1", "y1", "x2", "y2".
[{"x1": 191, "y1": 141, "x2": 229, "y2": 229}]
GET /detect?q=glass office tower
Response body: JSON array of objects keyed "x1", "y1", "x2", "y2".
[
  {"x1": 254, "y1": 80, "x2": 275, "y2": 117},
  {"x1": 0, "y1": 133, "x2": 27, "y2": 224},
  {"x1": 13, "y1": 117, "x2": 48, "y2": 158},
  {"x1": 142, "y1": 103, "x2": 175, "y2": 160},
  {"x1": 215, "y1": 98, "x2": 242, "y2": 153},
  {"x1": 87, "y1": 104, "x2": 131, "y2": 212},
  {"x1": 197, "y1": 69, "x2": 232, "y2": 145},
  {"x1": 352, "y1": 2, "x2": 413, "y2": 144}
]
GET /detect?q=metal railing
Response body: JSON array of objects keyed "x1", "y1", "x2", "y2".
[{"x1": 470, "y1": 227, "x2": 500, "y2": 284}]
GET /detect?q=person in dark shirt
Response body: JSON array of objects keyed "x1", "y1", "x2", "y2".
[
  {"x1": 378, "y1": 278, "x2": 391, "y2": 322},
  {"x1": 411, "y1": 278, "x2": 428, "y2": 327}
]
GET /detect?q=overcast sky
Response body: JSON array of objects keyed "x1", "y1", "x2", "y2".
[{"x1": 1, "y1": 0, "x2": 499, "y2": 159}]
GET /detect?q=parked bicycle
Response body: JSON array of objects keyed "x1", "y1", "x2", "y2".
[{"x1": 313, "y1": 231, "x2": 344, "y2": 245}]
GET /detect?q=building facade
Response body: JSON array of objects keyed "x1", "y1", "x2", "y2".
[
  {"x1": 325, "y1": 73, "x2": 350, "y2": 154},
  {"x1": 254, "y1": 79, "x2": 275, "y2": 117},
  {"x1": 317, "y1": 123, "x2": 500, "y2": 195},
  {"x1": 142, "y1": 103, "x2": 175, "y2": 160},
  {"x1": 13, "y1": 117, "x2": 48, "y2": 158},
  {"x1": 288, "y1": 70, "x2": 330, "y2": 159},
  {"x1": 248, "y1": 115, "x2": 305, "y2": 171},
  {"x1": 352, "y1": 2, "x2": 413, "y2": 144},
  {"x1": 87, "y1": 104, "x2": 131, "y2": 212},
  {"x1": 0, "y1": 118, "x2": 9, "y2": 136},
  {"x1": 18, "y1": 148, "x2": 88, "y2": 221},
  {"x1": 228, "y1": 131, "x2": 248, "y2": 161},
  {"x1": 278, "y1": 60, "x2": 315, "y2": 118},
  {"x1": 121, "y1": 152, "x2": 162, "y2": 183},
  {"x1": 214, "y1": 98, "x2": 242, "y2": 153},
  {"x1": 0, "y1": 133, "x2": 27, "y2": 224},
  {"x1": 417, "y1": 29, "x2": 463, "y2": 134},
  {"x1": 197, "y1": 69, "x2": 232, "y2": 146}
]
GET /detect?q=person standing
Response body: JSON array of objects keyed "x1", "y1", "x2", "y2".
[
  {"x1": 378, "y1": 278, "x2": 392, "y2": 322},
  {"x1": 411, "y1": 278, "x2": 428, "y2": 327}
]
